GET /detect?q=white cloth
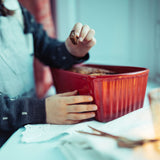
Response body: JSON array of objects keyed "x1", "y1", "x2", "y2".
[
  {"x1": 56, "y1": 107, "x2": 155, "y2": 160},
  {"x1": 21, "y1": 107, "x2": 155, "y2": 143},
  {"x1": 21, "y1": 107, "x2": 155, "y2": 160},
  {"x1": 21, "y1": 121, "x2": 103, "y2": 143},
  {"x1": 57, "y1": 134, "x2": 145, "y2": 160}
]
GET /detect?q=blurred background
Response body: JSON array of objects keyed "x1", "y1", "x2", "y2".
[
  {"x1": 56, "y1": 0, "x2": 160, "y2": 83},
  {"x1": 19, "y1": 0, "x2": 160, "y2": 83}
]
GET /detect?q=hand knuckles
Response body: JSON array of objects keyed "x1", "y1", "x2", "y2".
[
  {"x1": 59, "y1": 102, "x2": 66, "y2": 108},
  {"x1": 85, "y1": 36, "x2": 91, "y2": 41},
  {"x1": 87, "y1": 43, "x2": 93, "y2": 48},
  {"x1": 72, "y1": 97, "x2": 78, "y2": 102},
  {"x1": 58, "y1": 98, "x2": 64, "y2": 104},
  {"x1": 87, "y1": 38, "x2": 96, "y2": 47}
]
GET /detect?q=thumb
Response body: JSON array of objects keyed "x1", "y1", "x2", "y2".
[{"x1": 58, "y1": 90, "x2": 78, "y2": 97}]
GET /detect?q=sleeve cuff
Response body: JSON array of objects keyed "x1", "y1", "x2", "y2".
[
  {"x1": 27, "y1": 98, "x2": 46, "y2": 124},
  {"x1": 57, "y1": 43, "x2": 89, "y2": 69}
]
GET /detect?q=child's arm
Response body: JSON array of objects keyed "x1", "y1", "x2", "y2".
[
  {"x1": 21, "y1": 7, "x2": 95, "y2": 69},
  {"x1": 0, "y1": 92, "x2": 45, "y2": 131}
]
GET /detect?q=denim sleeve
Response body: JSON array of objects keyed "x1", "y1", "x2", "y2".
[
  {"x1": 0, "y1": 92, "x2": 46, "y2": 132},
  {"x1": 22, "y1": 7, "x2": 89, "y2": 70}
]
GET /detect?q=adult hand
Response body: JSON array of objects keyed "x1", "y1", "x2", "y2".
[
  {"x1": 65, "y1": 23, "x2": 96, "y2": 58},
  {"x1": 45, "y1": 90, "x2": 97, "y2": 124}
]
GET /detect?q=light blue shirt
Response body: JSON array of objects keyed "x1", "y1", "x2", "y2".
[{"x1": 0, "y1": 6, "x2": 35, "y2": 97}]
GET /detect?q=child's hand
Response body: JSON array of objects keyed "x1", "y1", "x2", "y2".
[
  {"x1": 45, "y1": 90, "x2": 97, "y2": 124},
  {"x1": 65, "y1": 23, "x2": 96, "y2": 58}
]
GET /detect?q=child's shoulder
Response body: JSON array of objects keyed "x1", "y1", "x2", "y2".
[{"x1": 20, "y1": 5, "x2": 37, "y2": 33}]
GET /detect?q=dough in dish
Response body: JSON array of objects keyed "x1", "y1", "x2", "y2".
[{"x1": 69, "y1": 66, "x2": 116, "y2": 75}]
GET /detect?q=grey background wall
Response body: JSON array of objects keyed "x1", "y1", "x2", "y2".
[{"x1": 56, "y1": 0, "x2": 160, "y2": 80}]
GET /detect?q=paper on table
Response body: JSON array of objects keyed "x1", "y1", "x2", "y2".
[
  {"x1": 57, "y1": 134, "x2": 147, "y2": 160},
  {"x1": 21, "y1": 107, "x2": 155, "y2": 143},
  {"x1": 21, "y1": 120, "x2": 103, "y2": 143},
  {"x1": 58, "y1": 134, "x2": 117, "y2": 160},
  {"x1": 57, "y1": 108, "x2": 155, "y2": 160}
]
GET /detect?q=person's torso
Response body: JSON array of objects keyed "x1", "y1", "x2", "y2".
[{"x1": 0, "y1": 2, "x2": 35, "y2": 98}]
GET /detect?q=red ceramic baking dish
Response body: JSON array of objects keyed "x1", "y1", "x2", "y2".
[{"x1": 51, "y1": 64, "x2": 149, "y2": 122}]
